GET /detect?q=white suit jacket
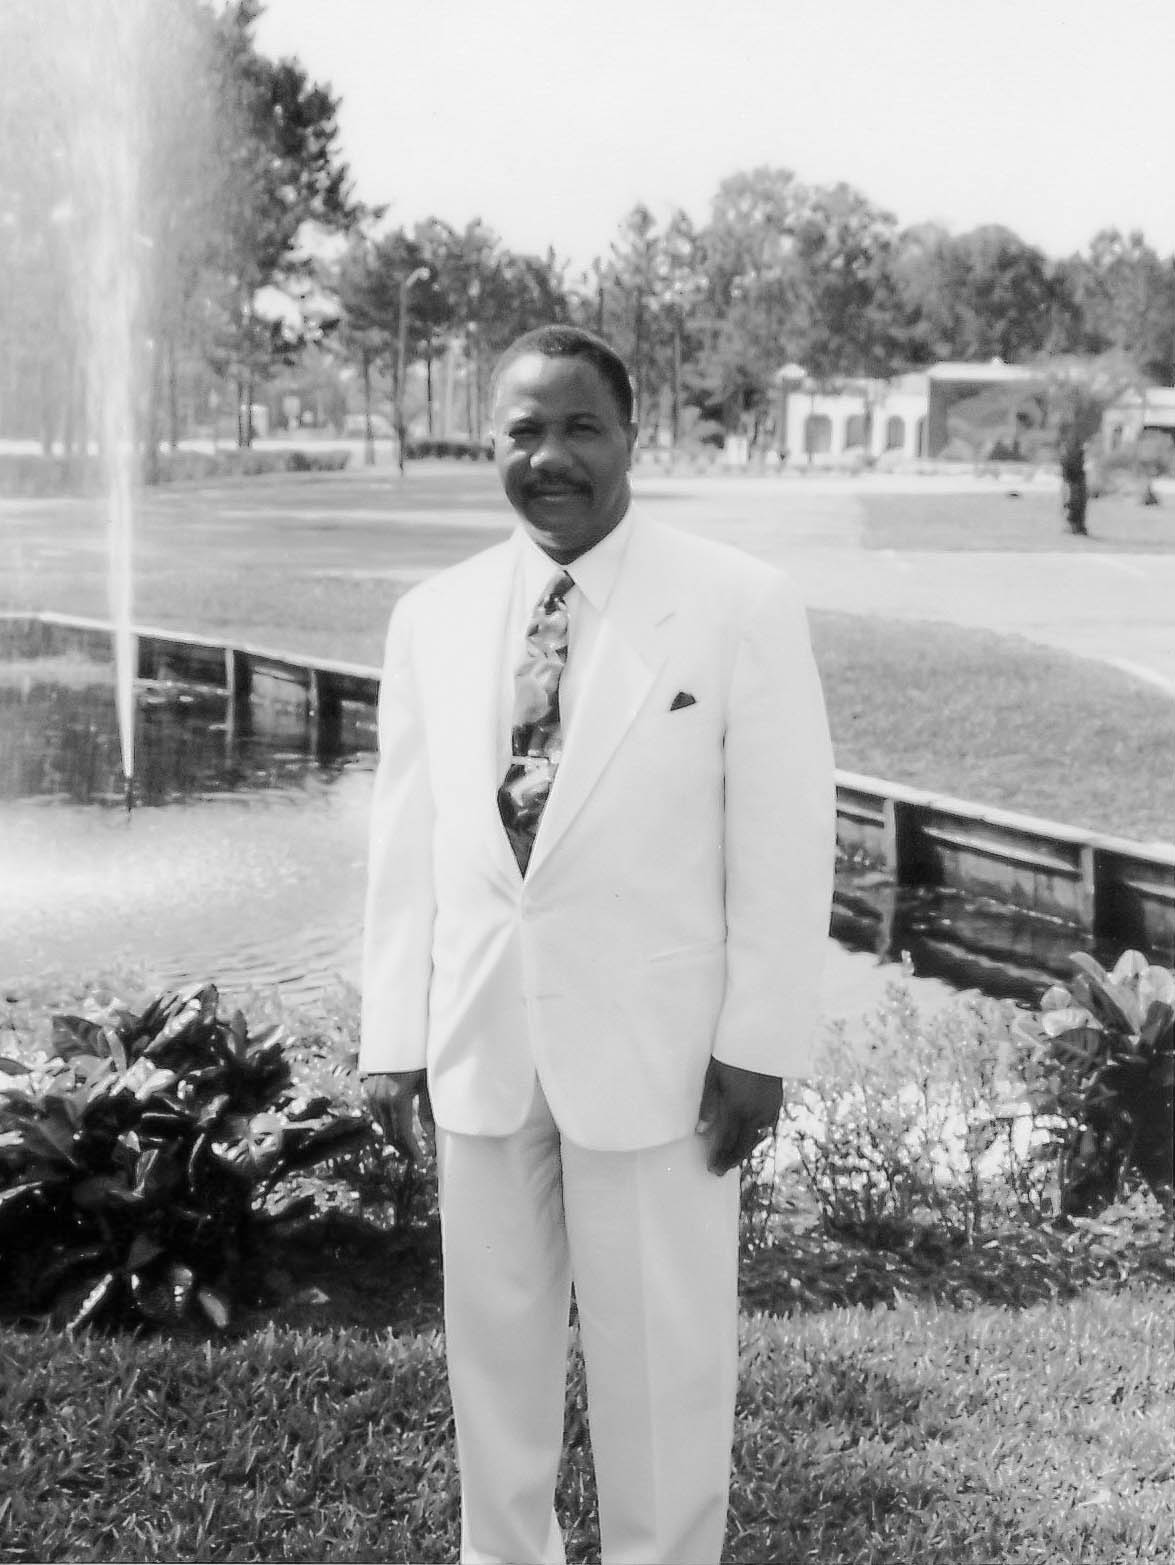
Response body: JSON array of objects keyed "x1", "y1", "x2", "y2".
[{"x1": 359, "y1": 513, "x2": 836, "y2": 1151}]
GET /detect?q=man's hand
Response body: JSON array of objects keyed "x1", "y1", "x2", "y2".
[
  {"x1": 696, "y1": 1059, "x2": 783, "y2": 1175},
  {"x1": 362, "y1": 1070, "x2": 435, "y2": 1165}
]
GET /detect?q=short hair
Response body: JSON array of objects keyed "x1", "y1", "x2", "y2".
[{"x1": 490, "y1": 325, "x2": 635, "y2": 425}]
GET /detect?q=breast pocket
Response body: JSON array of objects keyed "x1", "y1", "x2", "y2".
[
  {"x1": 620, "y1": 697, "x2": 721, "y2": 805},
  {"x1": 651, "y1": 694, "x2": 714, "y2": 748}
]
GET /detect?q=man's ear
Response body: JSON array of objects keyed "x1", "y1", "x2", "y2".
[{"x1": 625, "y1": 422, "x2": 638, "y2": 463}]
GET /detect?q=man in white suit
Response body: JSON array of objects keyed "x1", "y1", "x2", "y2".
[{"x1": 360, "y1": 326, "x2": 835, "y2": 1565}]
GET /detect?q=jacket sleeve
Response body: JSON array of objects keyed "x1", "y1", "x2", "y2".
[
  {"x1": 712, "y1": 570, "x2": 836, "y2": 1079},
  {"x1": 358, "y1": 595, "x2": 437, "y2": 1074}
]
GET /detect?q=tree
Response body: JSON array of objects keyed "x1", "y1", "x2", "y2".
[
  {"x1": 0, "y1": 1, "x2": 79, "y2": 452},
  {"x1": 0, "y1": 0, "x2": 355, "y2": 462},
  {"x1": 605, "y1": 204, "x2": 663, "y2": 431},
  {"x1": 439, "y1": 218, "x2": 503, "y2": 437},
  {"x1": 333, "y1": 226, "x2": 429, "y2": 451},
  {"x1": 688, "y1": 169, "x2": 918, "y2": 444},
  {"x1": 407, "y1": 218, "x2": 464, "y2": 435},
  {"x1": 791, "y1": 182, "x2": 907, "y2": 382},
  {"x1": 654, "y1": 209, "x2": 708, "y2": 449},
  {"x1": 919, "y1": 225, "x2": 1063, "y2": 364},
  {"x1": 471, "y1": 244, "x2": 568, "y2": 428},
  {"x1": 950, "y1": 352, "x2": 1141, "y2": 535},
  {"x1": 697, "y1": 167, "x2": 809, "y2": 434},
  {"x1": 333, "y1": 221, "x2": 569, "y2": 448},
  {"x1": 1039, "y1": 354, "x2": 1142, "y2": 534},
  {"x1": 203, "y1": 1, "x2": 357, "y2": 445},
  {"x1": 890, "y1": 222, "x2": 958, "y2": 365},
  {"x1": 1064, "y1": 229, "x2": 1175, "y2": 383},
  {"x1": 333, "y1": 230, "x2": 394, "y2": 462}
]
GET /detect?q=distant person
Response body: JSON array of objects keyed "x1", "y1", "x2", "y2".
[{"x1": 360, "y1": 325, "x2": 835, "y2": 1564}]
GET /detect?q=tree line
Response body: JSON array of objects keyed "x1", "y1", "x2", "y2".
[
  {"x1": 2, "y1": 0, "x2": 1172, "y2": 461},
  {"x1": 317, "y1": 172, "x2": 1175, "y2": 460},
  {"x1": 0, "y1": 0, "x2": 356, "y2": 459}
]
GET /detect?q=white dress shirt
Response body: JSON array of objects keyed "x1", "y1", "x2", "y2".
[{"x1": 499, "y1": 508, "x2": 636, "y2": 776}]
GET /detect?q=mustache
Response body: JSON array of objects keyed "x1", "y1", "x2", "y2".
[{"x1": 526, "y1": 479, "x2": 589, "y2": 494}]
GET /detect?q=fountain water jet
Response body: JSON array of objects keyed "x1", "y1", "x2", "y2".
[{"x1": 58, "y1": 0, "x2": 151, "y2": 808}]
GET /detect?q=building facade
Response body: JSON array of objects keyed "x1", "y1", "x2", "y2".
[{"x1": 775, "y1": 361, "x2": 1038, "y2": 464}]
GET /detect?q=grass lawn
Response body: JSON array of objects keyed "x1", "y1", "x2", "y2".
[
  {"x1": 1, "y1": 1278, "x2": 1170, "y2": 1564},
  {"x1": 859, "y1": 487, "x2": 1175, "y2": 552},
  {"x1": 0, "y1": 470, "x2": 508, "y2": 666},
  {"x1": 811, "y1": 612, "x2": 1175, "y2": 844}
]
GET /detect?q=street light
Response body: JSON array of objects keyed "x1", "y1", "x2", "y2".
[{"x1": 395, "y1": 266, "x2": 430, "y2": 476}]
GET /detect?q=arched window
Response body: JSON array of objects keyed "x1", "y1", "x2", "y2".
[
  {"x1": 844, "y1": 414, "x2": 867, "y2": 450},
  {"x1": 885, "y1": 415, "x2": 905, "y2": 451},
  {"x1": 804, "y1": 414, "x2": 832, "y2": 455}
]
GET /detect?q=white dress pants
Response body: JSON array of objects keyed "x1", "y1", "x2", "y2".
[{"x1": 435, "y1": 1078, "x2": 740, "y2": 1565}]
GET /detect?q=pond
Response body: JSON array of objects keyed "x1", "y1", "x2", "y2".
[{"x1": 0, "y1": 650, "x2": 1113, "y2": 1023}]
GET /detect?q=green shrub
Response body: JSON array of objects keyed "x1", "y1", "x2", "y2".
[
  {"x1": 160, "y1": 448, "x2": 349, "y2": 481},
  {"x1": 0, "y1": 452, "x2": 103, "y2": 496},
  {"x1": 283, "y1": 1017, "x2": 439, "y2": 1238},
  {"x1": 0, "y1": 981, "x2": 372, "y2": 1331},
  {"x1": 0, "y1": 446, "x2": 350, "y2": 495},
  {"x1": 285, "y1": 447, "x2": 350, "y2": 473},
  {"x1": 739, "y1": 1131, "x2": 786, "y2": 1261},
  {"x1": 1014, "y1": 950, "x2": 1174, "y2": 1217},
  {"x1": 1091, "y1": 435, "x2": 1175, "y2": 497},
  {"x1": 404, "y1": 435, "x2": 492, "y2": 460},
  {"x1": 768, "y1": 950, "x2": 1174, "y2": 1258},
  {"x1": 777, "y1": 981, "x2": 1056, "y2": 1248}
]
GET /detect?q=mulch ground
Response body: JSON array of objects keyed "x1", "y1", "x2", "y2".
[{"x1": 243, "y1": 1169, "x2": 1175, "y2": 1339}]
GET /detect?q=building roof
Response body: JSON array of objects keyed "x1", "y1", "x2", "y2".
[
  {"x1": 926, "y1": 361, "x2": 1036, "y2": 383},
  {"x1": 1115, "y1": 387, "x2": 1175, "y2": 410}
]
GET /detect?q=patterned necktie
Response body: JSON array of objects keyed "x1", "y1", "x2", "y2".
[{"x1": 497, "y1": 569, "x2": 575, "y2": 875}]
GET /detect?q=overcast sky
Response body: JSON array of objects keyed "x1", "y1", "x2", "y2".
[{"x1": 253, "y1": 0, "x2": 1175, "y2": 274}]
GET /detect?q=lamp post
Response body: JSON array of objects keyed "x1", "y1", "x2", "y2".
[{"x1": 395, "y1": 265, "x2": 429, "y2": 476}]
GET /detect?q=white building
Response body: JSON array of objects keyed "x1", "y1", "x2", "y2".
[
  {"x1": 1102, "y1": 387, "x2": 1175, "y2": 452},
  {"x1": 775, "y1": 361, "x2": 1037, "y2": 464}
]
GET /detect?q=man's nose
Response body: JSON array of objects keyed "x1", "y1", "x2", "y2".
[{"x1": 531, "y1": 430, "x2": 573, "y2": 470}]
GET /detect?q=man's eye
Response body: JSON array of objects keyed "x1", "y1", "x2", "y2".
[{"x1": 568, "y1": 422, "x2": 600, "y2": 436}]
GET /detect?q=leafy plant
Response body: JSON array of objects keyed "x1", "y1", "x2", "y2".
[
  {"x1": 739, "y1": 1131, "x2": 784, "y2": 1262},
  {"x1": 1014, "y1": 950, "x2": 1174, "y2": 1217},
  {"x1": 778, "y1": 981, "x2": 1055, "y2": 1248},
  {"x1": 0, "y1": 981, "x2": 372, "y2": 1331},
  {"x1": 284, "y1": 1023, "x2": 440, "y2": 1238}
]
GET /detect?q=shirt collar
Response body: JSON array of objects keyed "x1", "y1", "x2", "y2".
[{"x1": 515, "y1": 507, "x2": 637, "y2": 614}]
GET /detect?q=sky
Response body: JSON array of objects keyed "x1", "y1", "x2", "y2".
[{"x1": 252, "y1": 0, "x2": 1175, "y2": 276}]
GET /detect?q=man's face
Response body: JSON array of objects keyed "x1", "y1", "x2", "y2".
[{"x1": 492, "y1": 353, "x2": 637, "y2": 563}]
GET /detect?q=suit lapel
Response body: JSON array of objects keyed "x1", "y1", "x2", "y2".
[
  {"x1": 422, "y1": 539, "x2": 519, "y2": 881},
  {"x1": 526, "y1": 520, "x2": 676, "y2": 882}
]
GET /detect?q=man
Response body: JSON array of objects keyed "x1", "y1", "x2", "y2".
[{"x1": 360, "y1": 325, "x2": 835, "y2": 1565}]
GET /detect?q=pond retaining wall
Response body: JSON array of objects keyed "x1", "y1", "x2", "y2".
[{"x1": 5, "y1": 611, "x2": 1173, "y2": 963}]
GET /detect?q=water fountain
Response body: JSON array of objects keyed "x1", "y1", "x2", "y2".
[
  {"x1": 0, "y1": 1, "x2": 382, "y2": 1003},
  {"x1": 59, "y1": 0, "x2": 148, "y2": 807}
]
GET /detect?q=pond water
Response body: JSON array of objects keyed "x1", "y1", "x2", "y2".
[{"x1": 0, "y1": 652, "x2": 1112, "y2": 1023}]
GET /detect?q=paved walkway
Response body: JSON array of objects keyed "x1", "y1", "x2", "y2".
[{"x1": 632, "y1": 471, "x2": 1175, "y2": 695}]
